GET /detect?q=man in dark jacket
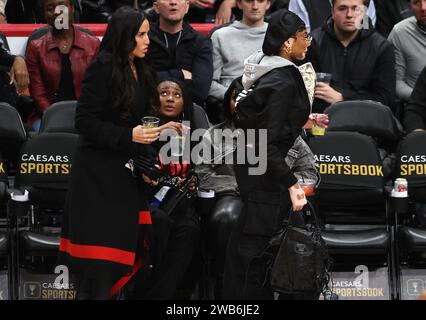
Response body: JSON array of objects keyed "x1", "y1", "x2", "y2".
[
  {"x1": 404, "y1": 66, "x2": 426, "y2": 132},
  {"x1": 375, "y1": 0, "x2": 412, "y2": 38},
  {"x1": 0, "y1": 41, "x2": 29, "y2": 95},
  {"x1": 76, "y1": 0, "x2": 152, "y2": 23},
  {"x1": 306, "y1": 0, "x2": 396, "y2": 113},
  {"x1": 146, "y1": 0, "x2": 213, "y2": 106}
]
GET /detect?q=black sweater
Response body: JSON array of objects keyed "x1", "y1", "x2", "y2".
[
  {"x1": 306, "y1": 18, "x2": 396, "y2": 113},
  {"x1": 404, "y1": 67, "x2": 426, "y2": 132},
  {"x1": 146, "y1": 21, "x2": 213, "y2": 106}
]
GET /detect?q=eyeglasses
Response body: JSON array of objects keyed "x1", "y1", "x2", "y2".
[{"x1": 293, "y1": 34, "x2": 312, "y2": 45}]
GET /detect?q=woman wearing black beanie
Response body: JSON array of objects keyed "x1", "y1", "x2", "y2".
[{"x1": 222, "y1": 9, "x2": 317, "y2": 300}]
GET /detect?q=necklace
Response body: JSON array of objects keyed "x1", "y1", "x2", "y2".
[{"x1": 59, "y1": 39, "x2": 72, "y2": 52}]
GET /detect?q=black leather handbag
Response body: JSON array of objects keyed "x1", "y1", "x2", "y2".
[
  {"x1": 269, "y1": 201, "x2": 330, "y2": 295},
  {"x1": 160, "y1": 172, "x2": 198, "y2": 216}
]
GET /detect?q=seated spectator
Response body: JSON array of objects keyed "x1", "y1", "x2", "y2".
[
  {"x1": 375, "y1": 0, "x2": 412, "y2": 38},
  {"x1": 81, "y1": 0, "x2": 153, "y2": 23},
  {"x1": 215, "y1": 0, "x2": 289, "y2": 25},
  {"x1": 128, "y1": 79, "x2": 200, "y2": 299},
  {"x1": 186, "y1": 0, "x2": 218, "y2": 23},
  {"x1": 2, "y1": 0, "x2": 85, "y2": 23},
  {"x1": 289, "y1": 0, "x2": 376, "y2": 32},
  {"x1": 404, "y1": 66, "x2": 426, "y2": 133},
  {"x1": 147, "y1": 0, "x2": 213, "y2": 106},
  {"x1": 207, "y1": 0, "x2": 270, "y2": 123},
  {"x1": 0, "y1": 32, "x2": 17, "y2": 107},
  {"x1": 26, "y1": 0, "x2": 100, "y2": 130},
  {"x1": 306, "y1": 0, "x2": 396, "y2": 113},
  {"x1": 3, "y1": 0, "x2": 44, "y2": 23},
  {"x1": 388, "y1": 0, "x2": 426, "y2": 103},
  {"x1": 0, "y1": 34, "x2": 29, "y2": 96}
]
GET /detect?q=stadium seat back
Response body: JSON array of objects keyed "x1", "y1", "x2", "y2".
[
  {"x1": 14, "y1": 133, "x2": 78, "y2": 209},
  {"x1": 39, "y1": 101, "x2": 77, "y2": 134},
  {"x1": 324, "y1": 100, "x2": 403, "y2": 144},
  {"x1": 309, "y1": 131, "x2": 386, "y2": 223}
]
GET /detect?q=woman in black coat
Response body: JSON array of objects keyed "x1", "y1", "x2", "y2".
[
  {"x1": 59, "y1": 7, "x2": 183, "y2": 299},
  {"x1": 222, "y1": 9, "x2": 314, "y2": 300}
]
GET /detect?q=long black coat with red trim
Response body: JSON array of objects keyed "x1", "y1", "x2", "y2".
[{"x1": 59, "y1": 51, "x2": 156, "y2": 284}]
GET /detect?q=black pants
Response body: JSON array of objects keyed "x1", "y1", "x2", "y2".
[
  {"x1": 129, "y1": 203, "x2": 200, "y2": 300},
  {"x1": 206, "y1": 195, "x2": 243, "y2": 299},
  {"x1": 222, "y1": 191, "x2": 291, "y2": 300}
]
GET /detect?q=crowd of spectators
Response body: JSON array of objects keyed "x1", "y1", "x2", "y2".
[
  {"x1": 0, "y1": 0, "x2": 425, "y2": 300},
  {"x1": 0, "y1": 0, "x2": 425, "y2": 134}
]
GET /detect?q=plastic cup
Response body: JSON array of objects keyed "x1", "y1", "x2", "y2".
[
  {"x1": 316, "y1": 73, "x2": 332, "y2": 84},
  {"x1": 171, "y1": 135, "x2": 185, "y2": 157},
  {"x1": 141, "y1": 116, "x2": 160, "y2": 128},
  {"x1": 311, "y1": 124, "x2": 326, "y2": 136},
  {"x1": 298, "y1": 179, "x2": 316, "y2": 197}
]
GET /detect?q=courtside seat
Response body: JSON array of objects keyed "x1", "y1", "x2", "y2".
[
  {"x1": 39, "y1": 101, "x2": 77, "y2": 134},
  {"x1": 324, "y1": 100, "x2": 402, "y2": 144},
  {"x1": 322, "y1": 229, "x2": 390, "y2": 254},
  {"x1": 394, "y1": 132, "x2": 426, "y2": 259},
  {"x1": 193, "y1": 103, "x2": 211, "y2": 130},
  {"x1": 9, "y1": 133, "x2": 78, "y2": 272},
  {"x1": 309, "y1": 130, "x2": 395, "y2": 299},
  {"x1": 398, "y1": 227, "x2": 426, "y2": 253},
  {"x1": 308, "y1": 132, "x2": 390, "y2": 253},
  {"x1": 19, "y1": 232, "x2": 60, "y2": 256},
  {"x1": 0, "y1": 102, "x2": 27, "y2": 164}
]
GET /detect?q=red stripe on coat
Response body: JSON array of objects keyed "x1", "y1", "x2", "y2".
[
  {"x1": 138, "y1": 211, "x2": 152, "y2": 225},
  {"x1": 59, "y1": 238, "x2": 135, "y2": 266},
  {"x1": 110, "y1": 259, "x2": 143, "y2": 297}
]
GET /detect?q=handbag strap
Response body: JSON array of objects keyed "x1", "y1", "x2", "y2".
[{"x1": 287, "y1": 200, "x2": 321, "y2": 229}]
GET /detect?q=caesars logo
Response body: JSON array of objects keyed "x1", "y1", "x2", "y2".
[
  {"x1": 332, "y1": 266, "x2": 386, "y2": 298},
  {"x1": 20, "y1": 154, "x2": 71, "y2": 175},
  {"x1": 400, "y1": 155, "x2": 426, "y2": 176},
  {"x1": 314, "y1": 154, "x2": 383, "y2": 177},
  {"x1": 24, "y1": 265, "x2": 76, "y2": 300}
]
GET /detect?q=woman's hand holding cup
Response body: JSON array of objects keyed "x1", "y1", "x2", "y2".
[
  {"x1": 159, "y1": 121, "x2": 190, "y2": 135},
  {"x1": 132, "y1": 125, "x2": 160, "y2": 144}
]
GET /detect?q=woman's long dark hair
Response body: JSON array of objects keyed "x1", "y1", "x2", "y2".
[{"x1": 99, "y1": 7, "x2": 158, "y2": 123}]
